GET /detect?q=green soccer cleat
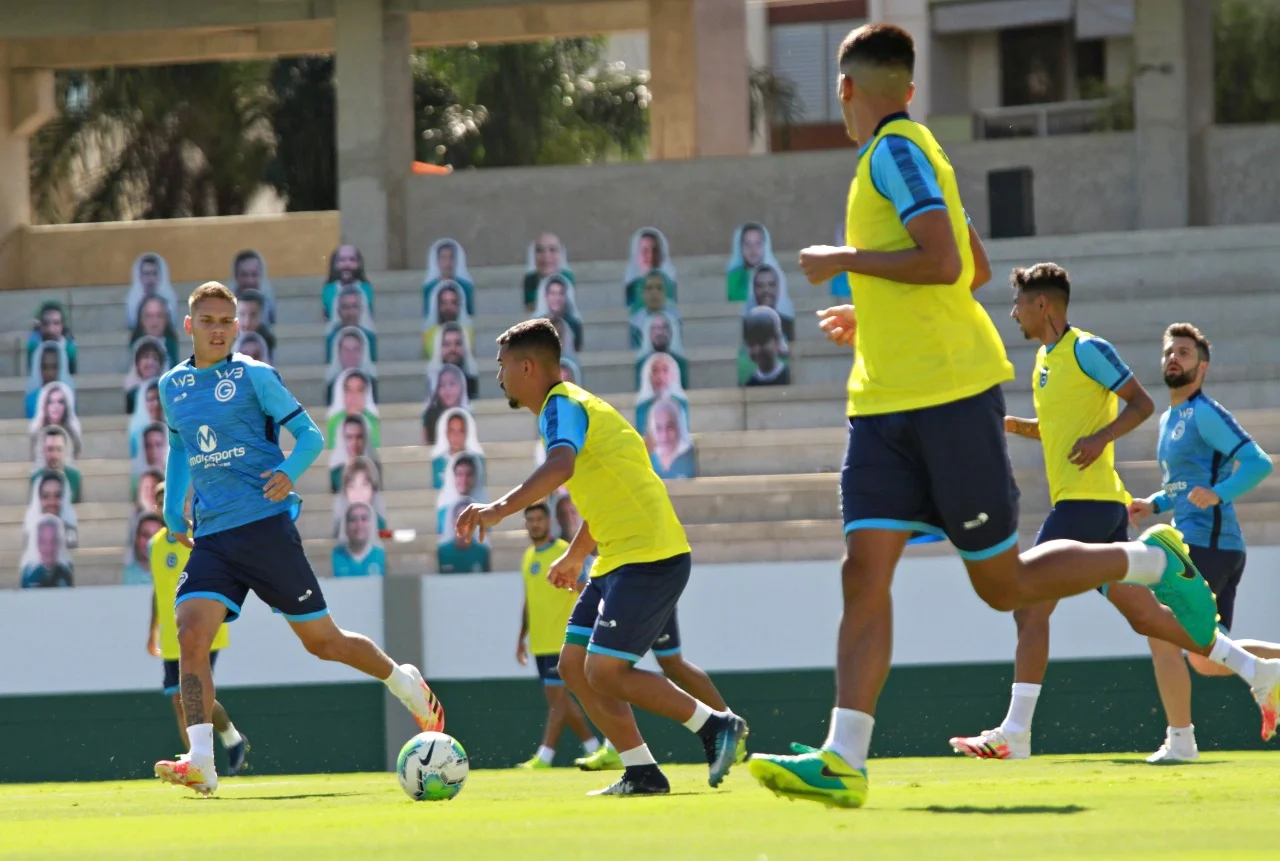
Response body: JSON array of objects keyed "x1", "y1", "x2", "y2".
[
  {"x1": 747, "y1": 743, "x2": 868, "y2": 808},
  {"x1": 515, "y1": 754, "x2": 552, "y2": 770},
  {"x1": 1139, "y1": 524, "x2": 1220, "y2": 648},
  {"x1": 735, "y1": 726, "x2": 749, "y2": 764},
  {"x1": 574, "y1": 745, "x2": 624, "y2": 772}
]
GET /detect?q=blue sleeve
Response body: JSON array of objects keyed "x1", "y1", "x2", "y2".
[
  {"x1": 248, "y1": 364, "x2": 321, "y2": 484},
  {"x1": 538, "y1": 396, "x2": 588, "y2": 454},
  {"x1": 869, "y1": 136, "x2": 947, "y2": 226},
  {"x1": 159, "y1": 379, "x2": 191, "y2": 535},
  {"x1": 1212, "y1": 442, "x2": 1273, "y2": 503},
  {"x1": 279, "y1": 411, "x2": 324, "y2": 485},
  {"x1": 1074, "y1": 336, "x2": 1133, "y2": 392}
]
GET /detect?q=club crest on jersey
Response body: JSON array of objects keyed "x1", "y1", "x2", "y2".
[
  {"x1": 1170, "y1": 420, "x2": 1186, "y2": 441},
  {"x1": 215, "y1": 379, "x2": 237, "y2": 402},
  {"x1": 530, "y1": 561, "x2": 541, "y2": 575},
  {"x1": 166, "y1": 552, "x2": 178, "y2": 568},
  {"x1": 1038, "y1": 366, "x2": 1049, "y2": 388}
]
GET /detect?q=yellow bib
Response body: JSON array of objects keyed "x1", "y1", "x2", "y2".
[
  {"x1": 151, "y1": 529, "x2": 229, "y2": 660},
  {"x1": 1032, "y1": 328, "x2": 1131, "y2": 505},
  {"x1": 523, "y1": 538, "x2": 580, "y2": 655},
  {"x1": 543, "y1": 382, "x2": 690, "y2": 577},
  {"x1": 845, "y1": 116, "x2": 1013, "y2": 416}
]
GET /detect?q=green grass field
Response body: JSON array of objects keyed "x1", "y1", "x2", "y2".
[{"x1": 4, "y1": 754, "x2": 1278, "y2": 860}]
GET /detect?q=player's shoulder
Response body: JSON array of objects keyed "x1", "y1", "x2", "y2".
[
  {"x1": 157, "y1": 359, "x2": 192, "y2": 387},
  {"x1": 1190, "y1": 391, "x2": 1247, "y2": 431},
  {"x1": 233, "y1": 353, "x2": 281, "y2": 380}
]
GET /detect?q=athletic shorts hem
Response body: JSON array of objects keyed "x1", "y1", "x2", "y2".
[
  {"x1": 956, "y1": 532, "x2": 1019, "y2": 561},
  {"x1": 162, "y1": 685, "x2": 181, "y2": 696},
  {"x1": 566, "y1": 625, "x2": 594, "y2": 638},
  {"x1": 844, "y1": 518, "x2": 948, "y2": 537},
  {"x1": 279, "y1": 608, "x2": 330, "y2": 622},
  {"x1": 175, "y1": 590, "x2": 242, "y2": 620},
  {"x1": 651, "y1": 646, "x2": 682, "y2": 657},
  {"x1": 586, "y1": 643, "x2": 644, "y2": 663},
  {"x1": 564, "y1": 632, "x2": 590, "y2": 648}
]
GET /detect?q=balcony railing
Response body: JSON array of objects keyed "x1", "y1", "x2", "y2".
[{"x1": 975, "y1": 99, "x2": 1117, "y2": 139}]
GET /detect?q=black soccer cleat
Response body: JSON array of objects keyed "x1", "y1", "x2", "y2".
[
  {"x1": 699, "y1": 712, "x2": 748, "y2": 788},
  {"x1": 586, "y1": 764, "x2": 671, "y2": 797}
]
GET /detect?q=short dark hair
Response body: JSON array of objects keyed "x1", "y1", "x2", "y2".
[
  {"x1": 525, "y1": 501, "x2": 551, "y2": 517},
  {"x1": 233, "y1": 250, "x2": 261, "y2": 272},
  {"x1": 1164, "y1": 322, "x2": 1211, "y2": 362},
  {"x1": 743, "y1": 306, "x2": 781, "y2": 345},
  {"x1": 342, "y1": 413, "x2": 366, "y2": 430},
  {"x1": 839, "y1": 23, "x2": 915, "y2": 75},
  {"x1": 497, "y1": 318, "x2": 561, "y2": 364},
  {"x1": 238, "y1": 288, "x2": 264, "y2": 307},
  {"x1": 1011, "y1": 263, "x2": 1071, "y2": 304}
]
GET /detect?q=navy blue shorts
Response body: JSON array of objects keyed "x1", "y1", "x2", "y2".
[
  {"x1": 1190, "y1": 545, "x2": 1246, "y2": 631},
  {"x1": 534, "y1": 654, "x2": 564, "y2": 686},
  {"x1": 563, "y1": 554, "x2": 690, "y2": 664},
  {"x1": 176, "y1": 513, "x2": 328, "y2": 623},
  {"x1": 162, "y1": 650, "x2": 218, "y2": 696},
  {"x1": 1035, "y1": 501, "x2": 1129, "y2": 546},
  {"x1": 841, "y1": 386, "x2": 1021, "y2": 560}
]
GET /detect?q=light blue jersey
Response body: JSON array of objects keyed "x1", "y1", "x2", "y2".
[
  {"x1": 160, "y1": 353, "x2": 324, "y2": 538},
  {"x1": 1152, "y1": 391, "x2": 1273, "y2": 551},
  {"x1": 332, "y1": 544, "x2": 387, "y2": 577}
]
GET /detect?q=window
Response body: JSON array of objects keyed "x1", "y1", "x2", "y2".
[
  {"x1": 1075, "y1": 38, "x2": 1106, "y2": 92},
  {"x1": 769, "y1": 20, "x2": 863, "y2": 123},
  {"x1": 999, "y1": 24, "x2": 1068, "y2": 106}
]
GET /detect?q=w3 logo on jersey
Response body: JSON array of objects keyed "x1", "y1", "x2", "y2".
[
  {"x1": 189, "y1": 424, "x2": 246, "y2": 468},
  {"x1": 171, "y1": 374, "x2": 197, "y2": 388}
]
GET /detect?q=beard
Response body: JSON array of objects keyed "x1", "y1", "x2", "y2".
[{"x1": 1164, "y1": 367, "x2": 1196, "y2": 388}]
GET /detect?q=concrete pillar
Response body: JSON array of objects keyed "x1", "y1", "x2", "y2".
[
  {"x1": 0, "y1": 48, "x2": 54, "y2": 290},
  {"x1": 1132, "y1": 0, "x2": 1213, "y2": 229},
  {"x1": 648, "y1": 0, "x2": 750, "y2": 160},
  {"x1": 745, "y1": 0, "x2": 769, "y2": 154},
  {"x1": 336, "y1": 0, "x2": 413, "y2": 272},
  {"x1": 870, "y1": 0, "x2": 931, "y2": 122}
]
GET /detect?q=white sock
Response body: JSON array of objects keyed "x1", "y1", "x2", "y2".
[
  {"x1": 1168, "y1": 724, "x2": 1197, "y2": 750},
  {"x1": 682, "y1": 700, "x2": 713, "y2": 733},
  {"x1": 536, "y1": 744, "x2": 555, "y2": 764},
  {"x1": 1001, "y1": 683, "x2": 1041, "y2": 735},
  {"x1": 822, "y1": 708, "x2": 874, "y2": 770},
  {"x1": 1209, "y1": 635, "x2": 1257, "y2": 684},
  {"x1": 187, "y1": 723, "x2": 215, "y2": 761},
  {"x1": 218, "y1": 723, "x2": 243, "y2": 748},
  {"x1": 383, "y1": 664, "x2": 415, "y2": 699},
  {"x1": 582, "y1": 737, "x2": 601, "y2": 755},
  {"x1": 1118, "y1": 543, "x2": 1168, "y2": 586},
  {"x1": 618, "y1": 744, "x2": 656, "y2": 767}
]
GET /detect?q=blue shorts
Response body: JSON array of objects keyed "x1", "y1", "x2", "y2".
[
  {"x1": 1035, "y1": 501, "x2": 1129, "y2": 546},
  {"x1": 1190, "y1": 545, "x2": 1246, "y2": 631},
  {"x1": 534, "y1": 654, "x2": 564, "y2": 686},
  {"x1": 176, "y1": 513, "x2": 328, "y2": 623},
  {"x1": 162, "y1": 650, "x2": 218, "y2": 696},
  {"x1": 841, "y1": 386, "x2": 1020, "y2": 560},
  {"x1": 564, "y1": 554, "x2": 690, "y2": 663}
]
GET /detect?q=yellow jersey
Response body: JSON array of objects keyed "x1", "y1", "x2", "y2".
[
  {"x1": 539, "y1": 382, "x2": 690, "y2": 577},
  {"x1": 844, "y1": 114, "x2": 1013, "y2": 416},
  {"x1": 1032, "y1": 328, "x2": 1132, "y2": 506},
  {"x1": 522, "y1": 538, "x2": 580, "y2": 655},
  {"x1": 151, "y1": 528, "x2": 229, "y2": 660}
]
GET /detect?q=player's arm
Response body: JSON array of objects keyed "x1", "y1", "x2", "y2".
[
  {"x1": 474, "y1": 397, "x2": 586, "y2": 531},
  {"x1": 516, "y1": 597, "x2": 529, "y2": 665},
  {"x1": 1004, "y1": 416, "x2": 1040, "y2": 440},
  {"x1": 549, "y1": 520, "x2": 596, "y2": 590},
  {"x1": 1069, "y1": 338, "x2": 1154, "y2": 469},
  {"x1": 1190, "y1": 405, "x2": 1274, "y2": 508},
  {"x1": 147, "y1": 587, "x2": 160, "y2": 656},
  {"x1": 968, "y1": 222, "x2": 991, "y2": 292},
  {"x1": 249, "y1": 366, "x2": 324, "y2": 500}
]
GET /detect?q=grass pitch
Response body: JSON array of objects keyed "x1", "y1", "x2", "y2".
[{"x1": 4, "y1": 753, "x2": 1278, "y2": 860}]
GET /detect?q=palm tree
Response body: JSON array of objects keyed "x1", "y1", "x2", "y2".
[
  {"x1": 30, "y1": 63, "x2": 274, "y2": 223},
  {"x1": 748, "y1": 65, "x2": 802, "y2": 150}
]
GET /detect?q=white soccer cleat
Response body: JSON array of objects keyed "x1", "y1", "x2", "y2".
[
  {"x1": 1146, "y1": 733, "x2": 1199, "y2": 765},
  {"x1": 398, "y1": 664, "x2": 446, "y2": 733},
  {"x1": 155, "y1": 753, "x2": 219, "y2": 796},
  {"x1": 948, "y1": 726, "x2": 1030, "y2": 760},
  {"x1": 1249, "y1": 657, "x2": 1280, "y2": 742}
]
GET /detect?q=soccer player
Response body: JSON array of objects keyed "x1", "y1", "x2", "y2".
[
  {"x1": 515, "y1": 501, "x2": 602, "y2": 769},
  {"x1": 949, "y1": 265, "x2": 1280, "y2": 760},
  {"x1": 1129, "y1": 323, "x2": 1280, "y2": 760},
  {"x1": 746, "y1": 23, "x2": 1219, "y2": 809},
  {"x1": 153, "y1": 282, "x2": 444, "y2": 797},
  {"x1": 146, "y1": 481, "x2": 249, "y2": 775},
  {"x1": 456, "y1": 319, "x2": 748, "y2": 796}
]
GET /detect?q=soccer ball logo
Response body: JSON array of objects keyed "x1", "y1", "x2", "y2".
[
  {"x1": 396, "y1": 731, "x2": 469, "y2": 801},
  {"x1": 197, "y1": 425, "x2": 218, "y2": 453}
]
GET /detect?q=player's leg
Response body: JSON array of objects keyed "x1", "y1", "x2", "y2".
[
  {"x1": 244, "y1": 513, "x2": 444, "y2": 731},
  {"x1": 154, "y1": 596, "x2": 227, "y2": 795},
  {"x1": 653, "y1": 609, "x2": 749, "y2": 763},
  {"x1": 163, "y1": 660, "x2": 186, "y2": 746},
  {"x1": 750, "y1": 412, "x2": 921, "y2": 807},
  {"x1": 582, "y1": 555, "x2": 746, "y2": 788},
  {"x1": 205, "y1": 650, "x2": 249, "y2": 775},
  {"x1": 560, "y1": 584, "x2": 624, "y2": 773},
  {"x1": 518, "y1": 656, "x2": 572, "y2": 769}
]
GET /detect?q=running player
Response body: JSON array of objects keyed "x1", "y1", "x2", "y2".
[
  {"x1": 949, "y1": 265, "x2": 1280, "y2": 760},
  {"x1": 455, "y1": 319, "x2": 748, "y2": 796},
  {"x1": 746, "y1": 23, "x2": 1218, "y2": 809},
  {"x1": 515, "y1": 501, "x2": 602, "y2": 769},
  {"x1": 1129, "y1": 323, "x2": 1280, "y2": 760},
  {"x1": 147, "y1": 480, "x2": 249, "y2": 775},
  {"x1": 153, "y1": 282, "x2": 444, "y2": 797}
]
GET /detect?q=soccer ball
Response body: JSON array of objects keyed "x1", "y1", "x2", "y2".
[{"x1": 397, "y1": 731, "x2": 469, "y2": 801}]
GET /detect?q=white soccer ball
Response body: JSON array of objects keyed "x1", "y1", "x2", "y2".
[{"x1": 397, "y1": 731, "x2": 469, "y2": 801}]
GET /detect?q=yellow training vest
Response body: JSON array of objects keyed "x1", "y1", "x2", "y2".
[
  {"x1": 845, "y1": 116, "x2": 1013, "y2": 416},
  {"x1": 1032, "y1": 328, "x2": 1131, "y2": 506},
  {"x1": 151, "y1": 529, "x2": 229, "y2": 660},
  {"x1": 542, "y1": 382, "x2": 689, "y2": 577},
  {"x1": 522, "y1": 538, "x2": 580, "y2": 655}
]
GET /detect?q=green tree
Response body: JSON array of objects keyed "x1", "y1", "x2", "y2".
[
  {"x1": 30, "y1": 63, "x2": 273, "y2": 223},
  {"x1": 1215, "y1": 0, "x2": 1280, "y2": 124}
]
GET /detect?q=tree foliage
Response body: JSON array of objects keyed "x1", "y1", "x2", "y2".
[{"x1": 1215, "y1": 0, "x2": 1280, "y2": 124}]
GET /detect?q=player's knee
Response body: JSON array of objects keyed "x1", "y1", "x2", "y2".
[
  {"x1": 300, "y1": 629, "x2": 345, "y2": 661},
  {"x1": 558, "y1": 646, "x2": 588, "y2": 691},
  {"x1": 583, "y1": 654, "x2": 626, "y2": 695},
  {"x1": 973, "y1": 583, "x2": 1021, "y2": 613},
  {"x1": 839, "y1": 553, "x2": 892, "y2": 603},
  {"x1": 1012, "y1": 602, "x2": 1054, "y2": 635},
  {"x1": 176, "y1": 623, "x2": 211, "y2": 657}
]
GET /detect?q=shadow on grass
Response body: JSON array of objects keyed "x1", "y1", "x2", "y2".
[
  {"x1": 1050, "y1": 758, "x2": 1224, "y2": 767},
  {"x1": 215, "y1": 791, "x2": 369, "y2": 801},
  {"x1": 909, "y1": 804, "x2": 1088, "y2": 816}
]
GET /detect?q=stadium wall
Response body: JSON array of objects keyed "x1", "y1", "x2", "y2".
[{"x1": 3, "y1": 551, "x2": 1280, "y2": 781}]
